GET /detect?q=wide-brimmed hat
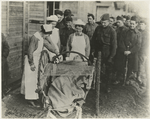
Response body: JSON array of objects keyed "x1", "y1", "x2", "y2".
[
  {"x1": 47, "y1": 15, "x2": 58, "y2": 22},
  {"x1": 41, "y1": 24, "x2": 52, "y2": 34},
  {"x1": 74, "y1": 19, "x2": 85, "y2": 26}
]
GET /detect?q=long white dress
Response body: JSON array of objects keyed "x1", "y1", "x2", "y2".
[
  {"x1": 21, "y1": 32, "x2": 43, "y2": 100},
  {"x1": 44, "y1": 28, "x2": 60, "y2": 61}
]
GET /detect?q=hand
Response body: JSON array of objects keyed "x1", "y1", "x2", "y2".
[
  {"x1": 55, "y1": 50, "x2": 59, "y2": 55},
  {"x1": 58, "y1": 55, "x2": 63, "y2": 62},
  {"x1": 124, "y1": 51, "x2": 131, "y2": 56},
  {"x1": 66, "y1": 57, "x2": 70, "y2": 61},
  {"x1": 30, "y1": 64, "x2": 36, "y2": 71},
  {"x1": 91, "y1": 52, "x2": 94, "y2": 56},
  {"x1": 108, "y1": 57, "x2": 113, "y2": 63}
]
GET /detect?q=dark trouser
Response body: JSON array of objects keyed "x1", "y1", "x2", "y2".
[{"x1": 138, "y1": 55, "x2": 147, "y2": 86}]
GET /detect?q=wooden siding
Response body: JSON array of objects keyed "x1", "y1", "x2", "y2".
[
  {"x1": 28, "y1": 1, "x2": 45, "y2": 36},
  {"x1": 1, "y1": 1, "x2": 24, "y2": 84},
  {"x1": 61, "y1": 2, "x2": 78, "y2": 21},
  {"x1": 1, "y1": 1, "x2": 8, "y2": 35}
]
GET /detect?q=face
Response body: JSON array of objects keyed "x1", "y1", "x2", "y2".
[
  {"x1": 123, "y1": 18, "x2": 126, "y2": 23},
  {"x1": 75, "y1": 76, "x2": 88, "y2": 87},
  {"x1": 130, "y1": 20, "x2": 138, "y2": 29},
  {"x1": 48, "y1": 21, "x2": 57, "y2": 29},
  {"x1": 66, "y1": 21, "x2": 72, "y2": 28},
  {"x1": 125, "y1": 20, "x2": 130, "y2": 27},
  {"x1": 101, "y1": 20, "x2": 110, "y2": 28},
  {"x1": 117, "y1": 20, "x2": 124, "y2": 27},
  {"x1": 56, "y1": 14, "x2": 62, "y2": 22},
  {"x1": 75, "y1": 25, "x2": 83, "y2": 32},
  {"x1": 88, "y1": 16, "x2": 94, "y2": 24},
  {"x1": 109, "y1": 18, "x2": 114, "y2": 25},
  {"x1": 139, "y1": 23, "x2": 146, "y2": 30}
]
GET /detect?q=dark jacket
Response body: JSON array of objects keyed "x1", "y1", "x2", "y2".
[
  {"x1": 83, "y1": 22, "x2": 98, "y2": 41},
  {"x1": 116, "y1": 28, "x2": 141, "y2": 72},
  {"x1": 2, "y1": 33, "x2": 10, "y2": 82},
  {"x1": 56, "y1": 18, "x2": 66, "y2": 30},
  {"x1": 91, "y1": 25, "x2": 117, "y2": 60},
  {"x1": 59, "y1": 27, "x2": 76, "y2": 47},
  {"x1": 139, "y1": 29, "x2": 149, "y2": 56},
  {"x1": 2, "y1": 33, "x2": 9, "y2": 59}
]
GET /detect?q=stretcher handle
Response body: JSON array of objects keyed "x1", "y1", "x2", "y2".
[{"x1": 53, "y1": 51, "x2": 92, "y2": 65}]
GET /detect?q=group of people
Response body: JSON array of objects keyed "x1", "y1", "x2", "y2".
[{"x1": 1, "y1": 8, "x2": 146, "y2": 110}]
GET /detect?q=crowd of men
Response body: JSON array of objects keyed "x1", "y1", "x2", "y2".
[
  {"x1": 2, "y1": 9, "x2": 148, "y2": 98},
  {"x1": 54, "y1": 9, "x2": 149, "y2": 93}
]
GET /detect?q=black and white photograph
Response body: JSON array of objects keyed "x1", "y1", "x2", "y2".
[{"x1": 1, "y1": 0, "x2": 150, "y2": 118}]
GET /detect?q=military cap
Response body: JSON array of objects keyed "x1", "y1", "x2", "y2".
[
  {"x1": 101, "y1": 13, "x2": 110, "y2": 21},
  {"x1": 64, "y1": 9, "x2": 74, "y2": 17},
  {"x1": 117, "y1": 16, "x2": 123, "y2": 21},
  {"x1": 140, "y1": 19, "x2": 147, "y2": 24},
  {"x1": 126, "y1": 15, "x2": 131, "y2": 20},
  {"x1": 131, "y1": 16, "x2": 138, "y2": 22}
]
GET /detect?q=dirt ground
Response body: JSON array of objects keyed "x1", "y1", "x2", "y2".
[{"x1": 2, "y1": 81, "x2": 150, "y2": 118}]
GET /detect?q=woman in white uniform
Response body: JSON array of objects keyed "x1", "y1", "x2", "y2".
[
  {"x1": 21, "y1": 24, "x2": 54, "y2": 106},
  {"x1": 66, "y1": 19, "x2": 90, "y2": 61},
  {"x1": 45, "y1": 15, "x2": 61, "y2": 61}
]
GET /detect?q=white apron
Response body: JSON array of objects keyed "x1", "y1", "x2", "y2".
[
  {"x1": 44, "y1": 28, "x2": 59, "y2": 61},
  {"x1": 69, "y1": 33, "x2": 86, "y2": 60},
  {"x1": 21, "y1": 32, "x2": 43, "y2": 100}
]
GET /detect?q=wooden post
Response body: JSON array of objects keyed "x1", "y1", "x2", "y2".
[
  {"x1": 44, "y1": 1, "x2": 47, "y2": 24},
  {"x1": 7, "y1": 1, "x2": 9, "y2": 35},
  {"x1": 23, "y1": 1, "x2": 26, "y2": 38},
  {"x1": 53, "y1": 2, "x2": 55, "y2": 15},
  {"x1": 22, "y1": 1, "x2": 26, "y2": 70},
  {"x1": 27, "y1": 1, "x2": 29, "y2": 42},
  {"x1": 96, "y1": 51, "x2": 101, "y2": 117}
]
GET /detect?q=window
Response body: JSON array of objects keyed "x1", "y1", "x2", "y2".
[{"x1": 47, "y1": 1, "x2": 60, "y2": 16}]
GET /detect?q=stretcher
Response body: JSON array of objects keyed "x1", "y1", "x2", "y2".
[{"x1": 36, "y1": 50, "x2": 101, "y2": 118}]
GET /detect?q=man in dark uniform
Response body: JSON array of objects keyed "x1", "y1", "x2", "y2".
[
  {"x1": 56, "y1": 9, "x2": 74, "y2": 30},
  {"x1": 2, "y1": 33, "x2": 10, "y2": 97},
  {"x1": 83, "y1": 13, "x2": 98, "y2": 63},
  {"x1": 117, "y1": 16, "x2": 141, "y2": 84},
  {"x1": 114, "y1": 16, "x2": 129, "y2": 84},
  {"x1": 137, "y1": 19, "x2": 149, "y2": 88},
  {"x1": 91, "y1": 13, "x2": 117, "y2": 92},
  {"x1": 59, "y1": 16, "x2": 75, "y2": 59}
]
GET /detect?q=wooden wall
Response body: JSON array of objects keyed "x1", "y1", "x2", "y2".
[
  {"x1": 28, "y1": 1, "x2": 46, "y2": 36},
  {"x1": 1, "y1": 1, "x2": 24, "y2": 84},
  {"x1": 61, "y1": 1, "x2": 78, "y2": 21},
  {"x1": 1, "y1": 1, "x2": 46, "y2": 85}
]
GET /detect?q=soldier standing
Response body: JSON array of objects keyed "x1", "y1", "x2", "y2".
[
  {"x1": 114, "y1": 16, "x2": 129, "y2": 84},
  {"x1": 118, "y1": 16, "x2": 141, "y2": 84},
  {"x1": 137, "y1": 19, "x2": 149, "y2": 88},
  {"x1": 83, "y1": 13, "x2": 98, "y2": 63},
  {"x1": 91, "y1": 14, "x2": 117, "y2": 92},
  {"x1": 59, "y1": 16, "x2": 76, "y2": 59}
]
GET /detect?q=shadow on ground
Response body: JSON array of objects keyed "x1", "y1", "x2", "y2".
[{"x1": 2, "y1": 82, "x2": 150, "y2": 118}]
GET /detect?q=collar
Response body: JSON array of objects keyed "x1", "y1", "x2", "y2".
[
  {"x1": 130, "y1": 28, "x2": 138, "y2": 33},
  {"x1": 75, "y1": 32, "x2": 83, "y2": 36}
]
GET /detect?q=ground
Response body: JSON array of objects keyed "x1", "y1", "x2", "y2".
[{"x1": 2, "y1": 81, "x2": 150, "y2": 118}]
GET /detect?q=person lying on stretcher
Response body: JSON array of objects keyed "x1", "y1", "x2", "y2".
[{"x1": 45, "y1": 70, "x2": 91, "y2": 118}]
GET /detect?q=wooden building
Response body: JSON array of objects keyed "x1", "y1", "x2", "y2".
[{"x1": 1, "y1": 1, "x2": 133, "y2": 85}]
